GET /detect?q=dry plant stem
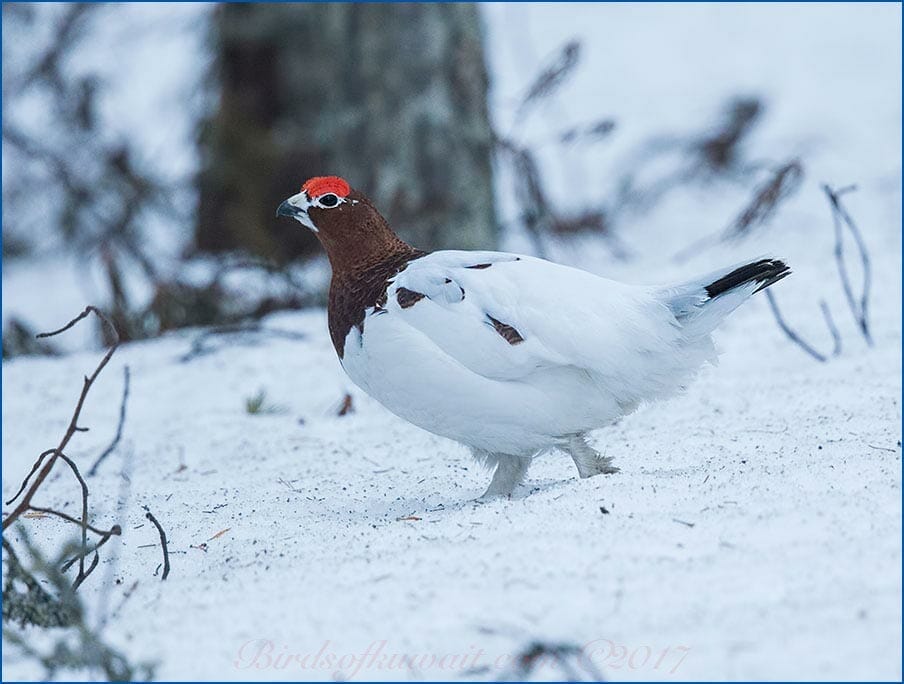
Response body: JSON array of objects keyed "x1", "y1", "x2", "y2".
[
  {"x1": 73, "y1": 552, "x2": 100, "y2": 591},
  {"x1": 820, "y1": 300, "x2": 843, "y2": 358},
  {"x1": 5, "y1": 449, "x2": 55, "y2": 506},
  {"x1": 143, "y1": 507, "x2": 170, "y2": 580},
  {"x1": 54, "y1": 453, "x2": 89, "y2": 582},
  {"x1": 3, "y1": 306, "x2": 119, "y2": 534},
  {"x1": 61, "y1": 525, "x2": 121, "y2": 574},
  {"x1": 53, "y1": 453, "x2": 121, "y2": 590},
  {"x1": 26, "y1": 508, "x2": 117, "y2": 537},
  {"x1": 766, "y1": 290, "x2": 842, "y2": 363},
  {"x1": 87, "y1": 365, "x2": 130, "y2": 477},
  {"x1": 823, "y1": 184, "x2": 873, "y2": 346}
]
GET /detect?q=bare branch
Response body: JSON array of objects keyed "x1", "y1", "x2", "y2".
[
  {"x1": 35, "y1": 305, "x2": 118, "y2": 343},
  {"x1": 5, "y1": 449, "x2": 55, "y2": 506},
  {"x1": 765, "y1": 290, "x2": 841, "y2": 363},
  {"x1": 823, "y1": 184, "x2": 873, "y2": 346},
  {"x1": 820, "y1": 300, "x2": 842, "y2": 358},
  {"x1": 2, "y1": 307, "x2": 119, "y2": 533},
  {"x1": 54, "y1": 452, "x2": 90, "y2": 584},
  {"x1": 142, "y1": 507, "x2": 170, "y2": 580},
  {"x1": 515, "y1": 40, "x2": 581, "y2": 123},
  {"x1": 27, "y1": 508, "x2": 120, "y2": 538},
  {"x1": 87, "y1": 365, "x2": 130, "y2": 477}
]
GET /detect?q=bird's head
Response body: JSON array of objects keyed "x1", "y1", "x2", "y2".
[
  {"x1": 276, "y1": 176, "x2": 356, "y2": 232},
  {"x1": 277, "y1": 176, "x2": 411, "y2": 270}
]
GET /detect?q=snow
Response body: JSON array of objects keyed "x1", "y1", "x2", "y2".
[{"x1": 2, "y1": 3, "x2": 901, "y2": 681}]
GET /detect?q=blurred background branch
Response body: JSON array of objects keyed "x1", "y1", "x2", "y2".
[{"x1": 0, "y1": 3, "x2": 889, "y2": 365}]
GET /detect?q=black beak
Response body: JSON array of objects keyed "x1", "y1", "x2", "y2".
[{"x1": 276, "y1": 199, "x2": 300, "y2": 218}]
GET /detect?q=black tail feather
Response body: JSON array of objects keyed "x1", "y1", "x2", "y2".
[{"x1": 704, "y1": 258, "x2": 791, "y2": 298}]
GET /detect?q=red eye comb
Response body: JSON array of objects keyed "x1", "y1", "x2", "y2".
[{"x1": 302, "y1": 176, "x2": 351, "y2": 198}]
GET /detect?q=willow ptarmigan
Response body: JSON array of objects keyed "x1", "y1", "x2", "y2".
[{"x1": 277, "y1": 176, "x2": 790, "y2": 498}]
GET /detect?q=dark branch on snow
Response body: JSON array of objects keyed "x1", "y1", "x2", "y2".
[
  {"x1": 142, "y1": 506, "x2": 170, "y2": 580},
  {"x1": 87, "y1": 365, "x2": 130, "y2": 477},
  {"x1": 765, "y1": 291, "x2": 842, "y2": 363},
  {"x1": 823, "y1": 183, "x2": 873, "y2": 346}
]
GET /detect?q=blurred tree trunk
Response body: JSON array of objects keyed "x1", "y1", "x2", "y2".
[{"x1": 197, "y1": 3, "x2": 497, "y2": 262}]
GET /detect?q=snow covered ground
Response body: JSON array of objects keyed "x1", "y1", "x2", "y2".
[{"x1": 3, "y1": 2, "x2": 901, "y2": 681}]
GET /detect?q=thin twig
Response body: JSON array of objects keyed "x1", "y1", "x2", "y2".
[
  {"x1": 55, "y1": 453, "x2": 89, "y2": 584},
  {"x1": 514, "y1": 40, "x2": 581, "y2": 124},
  {"x1": 819, "y1": 300, "x2": 842, "y2": 357},
  {"x1": 673, "y1": 160, "x2": 802, "y2": 263},
  {"x1": 26, "y1": 508, "x2": 119, "y2": 538},
  {"x1": 2, "y1": 306, "x2": 119, "y2": 533},
  {"x1": 87, "y1": 365, "x2": 130, "y2": 477},
  {"x1": 823, "y1": 184, "x2": 873, "y2": 346},
  {"x1": 72, "y1": 552, "x2": 100, "y2": 591},
  {"x1": 61, "y1": 525, "x2": 121, "y2": 574},
  {"x1": 142, "y1": 507, "x2": 170, "y2": 580},
  {"x1": 5, "y1": 449, "x2": 55, "y2": 506},
  {"x1": 765, "y1": 290, "x2": 828, "y2": 363}
]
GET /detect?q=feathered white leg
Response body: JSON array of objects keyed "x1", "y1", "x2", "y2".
[
  {"x1": 568, "y1": 434, "x2": 619, "y2": 478},
  {"x1": 477, "y1": 453, "x2": 531, "y2": 498}
]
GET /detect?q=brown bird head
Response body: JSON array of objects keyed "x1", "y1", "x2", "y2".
[{"x1": 277, "y1": 176, "x2": 413, "y2": 273}]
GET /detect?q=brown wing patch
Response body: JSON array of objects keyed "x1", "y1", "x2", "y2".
[
  {"x1": 396, "y1": 287, "x2": 426, "y2": 309},
  {"x1": 466, "y1": 263, "x2": 492, "y2": 269},
  {"x1": 487, "y1": 315, "x2": 525, "y2": 345}
]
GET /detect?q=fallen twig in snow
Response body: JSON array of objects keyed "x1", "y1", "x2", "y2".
[
  {"x1": 277, "y1": 477, "x2": 303, "y2": 493},
  {"x1": 87, "y1": 366, "x2": 130, "y2": 477},
  {"x1": 819, "y1": 301, "x2": 843, "y2": 358},
  {"x1": 765, "y1": 291, "x2": 842, "y2": 363},
  {"x1": 142, "y1": 507, "x2": 170, "y2": 580},
  {"x1": 823, "y1": 184, "x2": 873, "y2": 346}
]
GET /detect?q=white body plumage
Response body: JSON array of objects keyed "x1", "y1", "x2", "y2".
[
  {"x1": 277, "y1": 177, "x2": 789, "y2": 497},
  {"x1": 339, "y1": 250, "x2": 777, "y2": 494}
]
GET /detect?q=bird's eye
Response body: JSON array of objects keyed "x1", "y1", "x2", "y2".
[{"x1": 319, "y1": 193, "x2": 339, "y2": 207}]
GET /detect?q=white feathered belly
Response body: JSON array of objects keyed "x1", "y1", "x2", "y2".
[{"x1": 340, "y1": 313, "x2": 625, "y2": 455}]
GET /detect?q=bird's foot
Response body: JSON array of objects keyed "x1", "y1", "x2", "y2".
[{"x1": 569, "y1": 434, "x2": 619, "y2": 479}]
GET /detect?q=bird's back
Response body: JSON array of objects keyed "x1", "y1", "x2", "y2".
[{"x1": 339, "y1": 250, "x2": 730, "y2": 452}]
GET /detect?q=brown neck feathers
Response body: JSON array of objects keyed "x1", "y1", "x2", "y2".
[{"x1": 308, "y1": 191, "x2": 426, "y2": 357}]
